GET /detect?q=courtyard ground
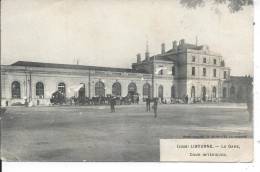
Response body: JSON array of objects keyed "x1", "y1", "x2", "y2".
[{"x1": 0, "y1": 103, "x2": 252, "y2": 162}]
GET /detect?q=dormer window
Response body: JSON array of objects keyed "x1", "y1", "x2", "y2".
[
  {"x1": 159, "y1": 69, "x2": 163, "y2": 75},
  {"x1": 172, "y1": 66, "x2": 175, "y2": 75}
]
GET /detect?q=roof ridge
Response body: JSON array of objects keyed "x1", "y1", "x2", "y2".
[{"x1": 11, "y1": 61, "x2": 148, "y2": 74}]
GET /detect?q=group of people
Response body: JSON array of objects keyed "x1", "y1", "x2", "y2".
[{"x1": 110, "y1": 96, "x2": 159, "y2": 118}]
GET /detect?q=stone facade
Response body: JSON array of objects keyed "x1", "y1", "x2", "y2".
[
  {"x1": 132, "y1": 39, "x2": 231, "y2": 102},
  {"x1": 1, "y1": 39, "x2": 251, "y2": 106},
  {"x1": 1, "y1": 65, "x2": 153, "y2": 106}
]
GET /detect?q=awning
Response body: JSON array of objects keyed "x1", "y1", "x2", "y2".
[{"x1": 69, "y1": 83, "x2": 84, "y2": 92}]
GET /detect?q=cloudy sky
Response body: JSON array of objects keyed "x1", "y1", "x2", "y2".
[{"x1": 1, "y1": 0, "x2": 253, "y2": 76}]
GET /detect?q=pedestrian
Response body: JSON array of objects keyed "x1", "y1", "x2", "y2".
[
  {"x1": 146, "y1": 97, "x2": 151, "y2": 112},
  {"x1": 110, "y1": 96, "x2": 116, "y2": 113},
  {"x1": 185, "y1": 94, "x2": 189, "y2": 104},
  {"x1": 110, "y1": 96, "x2": 113, "y2": 112},
  {"x1": 153, "y1": 98, "x2": 158, "y2": 118}
]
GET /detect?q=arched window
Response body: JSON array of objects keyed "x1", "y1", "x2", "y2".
[
  {"x1": 36, "y1": 82, "x2": 44, "y2": 98},
  {"x1": 230, "y1": 86, "x2": 235, "y2": 95},
  {"x1": 172, "y1": 66, "x2": 175, "y2": 75},
  {"x1": 143, "y1": 83, "x2": 151, "y2": 98},
  {"x1": 223, "y1": 87, "x2": 227, "y2": 98},
  {"x1": 191, "y1": 86, "x2": 195, "y2": 98},
  {"x1": 202, "y1": 86, "x2": 206, "y2": 101},
  {"x1": 158, "y1": 85, "x2": 163, "y2": 98},
  {"x1": 95, "y1": 81, "x2": 105, "y2": 97},
  {"x1": 112, "y1": 82, "x2": 121, "y2": 96},
  {"x1": 212, "y1": 86, "x2": 217, "y2": 98},
  {"x1": 128, "y1": 82, "x2": 137, "y2": 95},
  {"x1": 58, "y1": 82, "x2": 66, "y2": 95},
  {"x1": 171, "y1": 85, "x2": 176, "y2": 98},
  {"x1": 12, "y1": 81, "x2": 21, "y2": 98},
  {"x1": 78, "y1": 84, "x2": 86, "y2": 100}
]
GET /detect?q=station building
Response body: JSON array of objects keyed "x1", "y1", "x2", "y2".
[{"x1": 1, "y1": 39, "x2": 250, "y2": 106}]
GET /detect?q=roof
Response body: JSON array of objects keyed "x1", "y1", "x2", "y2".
[
  {"x1": 148, "y1": 55, "x2": 173, "y2": 62},
  {"x1": 181, "y1": 43, "x2": 204, "y2": 50},
  {"x1": 166, "y1": 44, "x2": 203, "y2": 53},
  {"x1": 11, "y1": 61, "x2": 147, "y2": 73},
  {"x1": 230, "y1": 76, "x2": 253, "y2": 80}
]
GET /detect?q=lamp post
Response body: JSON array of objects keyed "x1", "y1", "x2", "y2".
[
  {"x1": 29, "y1": 70, "x2": 32, "y2": 103},
  {"x1": 88, "y1": 69, "x2": 91, "y2": 98},
  {"x1": 151, "y1": 55, "x2": 156, "y2": 99}
]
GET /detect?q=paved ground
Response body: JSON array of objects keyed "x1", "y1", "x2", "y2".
[{"x1": 0, "y1": 103, "x2": 252, "y2": 162}]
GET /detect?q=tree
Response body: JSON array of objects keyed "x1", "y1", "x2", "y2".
[{"x1": 179, "y1": 0, "x2": 253, "y2": 13}]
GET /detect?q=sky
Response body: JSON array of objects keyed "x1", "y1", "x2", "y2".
[{"x1": 1, "y1": 0, "x2": 254, "y2": 76}]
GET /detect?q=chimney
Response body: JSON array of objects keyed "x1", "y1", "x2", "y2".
[
  {"x1": 145, "y1": 41, "x2": 150, "y2": 61},
  {"x1": 145, "y1": 52, "x2": 149, "y2": 61},
  {"x1": 161, "y1": 43, "x2": 165, "y2": 54},
  {"x1": 136, "y1": 53, "x2": 141, "y2": 63},
  {"x1": 179, "y1": 39, "x2": 185, "y2": 45},
  {"x1": 172, "y1": 41, "x2": 177, "y2": 50}
]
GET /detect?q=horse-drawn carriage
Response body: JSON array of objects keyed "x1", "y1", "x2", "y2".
[
  {"x1": 50, "y1": 91, "x2": 66, "y2": 105},
  {"x1": 50, "y1": 90, "x2": 140, "y2": 106}
]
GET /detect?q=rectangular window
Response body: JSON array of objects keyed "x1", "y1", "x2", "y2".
[
  {"x1": 214, "y1": 59, "x2": 217, "y2": 65},
  {"x1": 192, "y1": 56, "x2": 196, "y2": 62},
  {"x1": 213, "y1": 69, "x2": 216, "y2": 77},
  {"x1": 224, "y1": 71, "x2": 227, "y2": 79},
  {"x1": 203, "y1": 68, "x2": 206, "y2": 76},
  {"x1": 203, "y1": 58, "x2": 207, "y2": 63},
  {"x1": 192, "y1": 67, "x2": 195, "y2": 76},
  {"x1": 172, "y1": 66, "x2": 175, "y2": 75}
]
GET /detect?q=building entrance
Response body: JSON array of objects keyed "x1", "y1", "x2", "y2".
[{"x1": 202, "y1": 86, "x2": 206, "y2": 101}]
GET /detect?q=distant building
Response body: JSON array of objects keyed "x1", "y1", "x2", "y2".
[
  {"x1": 229, "y1": 76, "x2": 253, "y2": 103},
  {"x1": 132, "y1": 39, "x2": 231, "y2": 102},
  {"x1": 0, "y1": 39, "x2": 252, "y2": 106}
]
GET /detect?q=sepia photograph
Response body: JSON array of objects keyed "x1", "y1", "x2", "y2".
[{"x1": 0, "y1": 0, "x2": 254, "y2": 162}]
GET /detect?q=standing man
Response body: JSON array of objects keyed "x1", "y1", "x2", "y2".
[
  {"x1": 110, "y1": 96, "x2": 115, "y2": 113},
  {"x1": 112, "y1": 96, "x2": 116, "y2": 113},
  {"x1": 185, "y1": 95, "x2": 189, "y2": 104},
  {"x1": 153, "y1": 98, "x2": 158, "y2": 118},
  {"x1": 146, "y1": 97, "x2": 151, "y2": 112}
]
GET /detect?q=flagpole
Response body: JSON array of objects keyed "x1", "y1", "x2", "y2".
[
  {"x1": 152, "y1": 56, "x2": 155, "y2": 99},
  {"x1": 88, "y1": 69, "x2": 91, "y2": 99}
]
